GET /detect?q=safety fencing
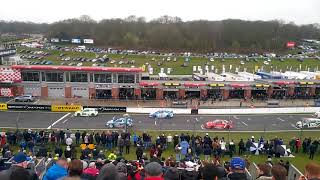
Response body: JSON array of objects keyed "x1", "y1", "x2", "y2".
[
  {"x1": 288, "y1": 163, "x2": 303, "y2": 180},
  {"x1": 198, "y1": 107, "x2": 320, "y2": 115},
  {"x1": 1, "y1": 102, "x2": 320, "y2": 115},
  {"x1": 248, "y1": 162, "x2": 259, "y2": 180}
]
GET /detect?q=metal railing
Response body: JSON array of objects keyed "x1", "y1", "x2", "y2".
[{"x1": 248, "y1": 162, "x2": 259, "y2": 179}]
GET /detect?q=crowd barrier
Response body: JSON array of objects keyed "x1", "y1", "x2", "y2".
[
  {"x1": 126, "y1": 108, "x2": 192, "y2": 114},
  {"x1": 198, "y1": 107, "x2": 320, "y2": 115},
  {"x1": 288, "y1": 164, "x2": 303, "y2": 180},
  {"x1": 248, "y1": 162, "x2": 258, "y2": 179}
]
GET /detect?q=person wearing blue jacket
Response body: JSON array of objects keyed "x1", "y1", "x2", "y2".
[
  {"x1": 180, "y1": 139, "x2": 189, "y2": 157},
  {"x1": 43, "y1": 159, "x2": 68, "y2": 180}
]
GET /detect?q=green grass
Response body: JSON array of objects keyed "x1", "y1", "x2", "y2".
[
  {"x1": 5, "y1": 128, "x2": 320, "y2": 171},
  {"x1": 17, "y1": 47, "x2": 320, "y2": 75}
]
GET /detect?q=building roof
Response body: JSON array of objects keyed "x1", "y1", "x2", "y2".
[{"x1": 11, "y1": 65, "x2": 143, "y2": 73}]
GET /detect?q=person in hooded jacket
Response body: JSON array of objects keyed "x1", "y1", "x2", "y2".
[
  {"x1": 43, "y1": 159, "x2": 68, "y2": 180},
  {"x1": 96, "y1": 163, "x2": 119, "y2": 180},
  {"x1": 136, "y1": 144, "x2": 144, "y2": 160},
  {"x1": 116, "y1": 162, "x2": 128, "y2": 180}
]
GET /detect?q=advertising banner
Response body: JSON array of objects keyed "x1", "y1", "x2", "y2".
[
  {"x1": 50, "y1": 38, "x2": 60, "y2": 43},
  {"x1": 83, "y1": 106, "x2": 126, "y2": 112},
  {"x1": 51, "y1": 105, "x2": 82, "y2": 112},
  {"x1": 0, "y1": 88, "x2": 14, "y2": 97},
  {"x1": 287, "y1": 42, "x2": 295, "y2": 48},
  {"x1": 7, "y1": 104, "x2": 51, "y2": 111},
  {"x1": 0, "y1": 67, "x2": 22, "y2": 83},
  {"x1": 0, "y1": 103, "x2": 7, "y2": 110},
  {"x1": 0, "y1": 49, "x2": 16, "y2": 57},
  {"x1": 83, "y1": 39, "x2": 94, "y2": 44},
  {"x1": 71, "y1": 39, "x2": 81, "y2": 44}
]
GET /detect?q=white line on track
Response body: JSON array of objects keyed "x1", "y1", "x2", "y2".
[
  {"x1": 47, "y1": 113, "x2": 70, "y2": 129},
  {"x1": 33, "y1": 99, "x2": 40, "y2": 104},
  {"x1": 241, "y1": 121, "x2": 248, "y2": 126},
  {"x1": 291, "y1": 123, "x2": 298, "y2": 129},
  {"x1": 247, "y1": 118, "x2": 251, "y2": 121},
  {"x1": 62, "y1": 119, "x2": 69, "y2": 124},
  {"x1": 277, "y1": 117, "x2": 285, "y2": 122},
  {"x1": 154, "y1": 121, "x2": 157, "y2": 126}
]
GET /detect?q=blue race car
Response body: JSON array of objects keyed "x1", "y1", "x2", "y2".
[
  {"x1": 149, "y1": 110, "x2": 174, "y2": 119},
  {"x1": 105, "y1": 116, "x2": 133, "y2": 128}
]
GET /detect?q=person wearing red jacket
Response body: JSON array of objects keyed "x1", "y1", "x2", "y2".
[{"x1": 83, "y1": 162, "x2": 99, "y2": 177}]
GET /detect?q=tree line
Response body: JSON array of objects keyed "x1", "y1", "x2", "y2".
[{"x1": 1, "y1": 15, "x2": 320, "y2": 52}]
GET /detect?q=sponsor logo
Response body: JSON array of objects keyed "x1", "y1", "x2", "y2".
[
  {"x1": 0, "y1": 103, "x2": 7, "y2": 110},
  {"x1": 51, "y1": 105, "x2": 82, "y2": 112}
]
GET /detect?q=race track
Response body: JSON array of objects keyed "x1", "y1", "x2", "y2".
[{"x1": 0, "y1": 111, "x2": 313, "y2": 131}]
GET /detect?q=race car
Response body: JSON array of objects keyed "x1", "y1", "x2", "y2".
[
  {"x1": 203, "y1": 120, "x2": 233, "y2": 129},
  {"x1": 296, "y1": 118, "x2": 320, "y2": 129},
  {"x1": 149, "y1": 110, "x2": 174, "y2": 119},
  {"x1": 105, "y1": 116, "x2": 133, "y2": 128},
  {"x1": 74, "y1": 108, "x2": 98, "y2": 117}
]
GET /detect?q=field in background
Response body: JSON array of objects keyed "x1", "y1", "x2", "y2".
[{"x1": 17, "y1": 47, "x2": 320, "y2": 75}]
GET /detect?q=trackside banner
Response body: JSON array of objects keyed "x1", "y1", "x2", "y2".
[
  {"x1": 51, "y1": 105, "x2": 82, "y2": 112},
  {"x1": 7, "y1": 104, "x2": 51, "y2": 111},
  {"x1": 83, "y1": 106, "x2": 126, "y2": 112},
  {"x1": 0, "y1": 103, "x2": 7, "y2": 110}
]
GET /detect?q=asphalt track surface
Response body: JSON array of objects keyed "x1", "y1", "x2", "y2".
[{"x1": 0, "y1": 111, "x2": 316, "y2": 132}]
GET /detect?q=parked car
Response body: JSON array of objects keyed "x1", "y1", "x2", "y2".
[
  {"x1": 74, "y1": 108, "x2": 98, "y2": 117},
  {"x1": 203, "y1": 119, "x2": 233, "y2": 129},
  {"x1": 14, "y1": 95, "x2": 35, "y2": 102},
  {"x1": 149, "y1": 110, "x2": 174, "y2": 119},
  {"x1": 105, "y1": 117, "x2": 133, "y2": 128}
]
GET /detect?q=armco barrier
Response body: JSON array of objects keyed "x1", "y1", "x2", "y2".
[
  {"x1": 126, "y1": 108, "x2": 192, "y2": 114},
  {"x1": 198, "y1": 107, "x2": 320, "y2": 115},
  {"x1": 7, "y1": 104, "x2": 51, "y2": 111},
  {"x1": 83, "y1": 106, "x2": 126, "y2": 113},
  {"x1": 51, "y1": 105, "x2": 82, "y2": 112},
  {"x1": 0, "y1": 103, "x2": 7, "y2": 110}
]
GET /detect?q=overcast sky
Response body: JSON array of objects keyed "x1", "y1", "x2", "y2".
[{"x1": 1, "y1": 0, "x2": 319, "y2": 24}]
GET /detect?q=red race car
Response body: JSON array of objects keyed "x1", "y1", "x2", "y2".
[{"x1": 203, "y1": 120, "x2": 233, "y2": 129}]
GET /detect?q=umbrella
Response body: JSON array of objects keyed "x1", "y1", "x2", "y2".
[
  {"x1": 276, "y1": 145, "x2": 294, "y2": 157},
  {"x1": 250, "y1": 142, "x2": 264, "y2": 155}
]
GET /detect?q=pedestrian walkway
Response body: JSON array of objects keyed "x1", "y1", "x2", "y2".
[{"x1": 29, "y1": 97, "x2": 315, "y2": 109}]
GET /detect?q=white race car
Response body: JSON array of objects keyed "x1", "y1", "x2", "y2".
[
  {"x1": 296, "y1": 118, "x2": 320, "y2": 129},
  {"x1": 74, "y1": 108, "x2": 98, "y2": 117}
]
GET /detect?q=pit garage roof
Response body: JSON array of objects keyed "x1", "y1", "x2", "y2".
[{"x1": 11, "y1": 65, "x2": 143, "y2": 73}]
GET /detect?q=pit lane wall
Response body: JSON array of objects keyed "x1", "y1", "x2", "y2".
[
  {"x1": 198, "y1": 107, "x2": 320, "y2": 115},
  {"x1": 126, "y1": 108, "x2": 192, "y2": 114}
]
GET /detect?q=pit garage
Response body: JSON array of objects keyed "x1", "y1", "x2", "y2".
[
  {"x1": 48, "y1": 87, "x2": 65, "y2": 98},
  {"x1": 119, "y1": 88, "x2": 134, "y2": 99},
  {"x1": 96, "y1": 89, "x2": 112, "y2": 99},
  {"x1": 139, "y1": 82, "x2": 159, "y2": 100},
  {"x1": 207, "y1": 83, "x2": 224, "y2": 100},
  {"x1": 24, "y1": 84, "x2": 41, "y2": 97},
  {"x1": 72, "y1": 87, "x2": 89, "y2": 98},
  {"x1": 229, "y1": 84, "x2": 248, "y2": 99},
  {"x1": 252, "y1": 84, "x2": 269, "y2": 100},
  {"x1": 184, "y1": 83, "x2": 205, "y2": 99}
]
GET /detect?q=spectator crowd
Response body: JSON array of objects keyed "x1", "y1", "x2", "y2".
[{"x1": 0, "y1": 129, "x2": 320, "y2": 180}]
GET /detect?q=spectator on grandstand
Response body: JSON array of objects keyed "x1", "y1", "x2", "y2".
[
  {"x1": 43, "y1": 159, "x2": 68, "y2": 180},
  {"x1": 144, "y1": 162, "x2": 163, "y2": 180},
  {"x1": 0, "y1": 152, "x2": 38, "y2": 180},
  {"x1": 271, "y1": 164, "x2": 287, "y2": 180},
  {"x1": 299, "y1": 162, "x2": 320, "y2": 180},
  {"x1": 256, "y1": 163, "x2": 272, "y2": 180},
  {"x1": 227, "y1": 157, "x2": 248, "y2": 180}
]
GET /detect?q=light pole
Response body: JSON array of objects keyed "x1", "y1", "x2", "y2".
[{"x1": 123, "y1": 113, "x2": 130, "y2": 133}]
